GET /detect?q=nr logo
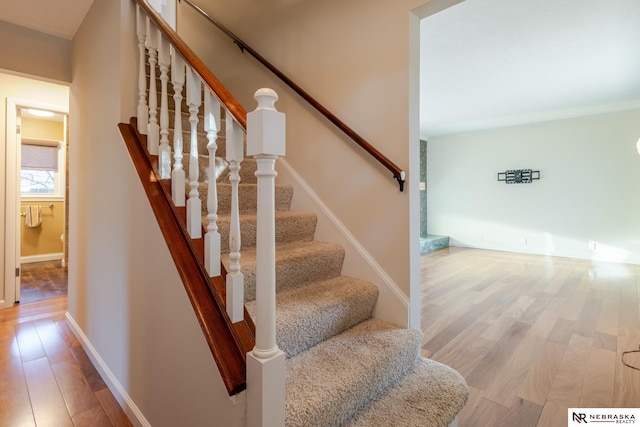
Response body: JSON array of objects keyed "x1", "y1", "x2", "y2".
[{"x1": 573, "y1": 412, "x2": 588, "y2": 423}]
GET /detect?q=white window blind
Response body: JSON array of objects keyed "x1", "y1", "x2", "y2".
[{"x1": 22, "y1": 139, "x2": 59, "y2": 171}]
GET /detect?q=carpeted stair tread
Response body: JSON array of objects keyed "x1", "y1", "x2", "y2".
[
  {"x1": 245, "y1": 276, "x2": 379, "y2": 358},
  {"x1": 213, "y1": 211, "x2": 317, "y2": 253},
  {"x1": 344, "y1": 357, "x2": 469, "y2": 427},
  {"x1": 221, "y1": 241, "x2": 345, "y2": 302},
  {"x1": 215, "y1": 183, "x2": 293, "y2": 214},
  {"x1": 285, "y1": 318, "x2": 422, "y2": 427}
]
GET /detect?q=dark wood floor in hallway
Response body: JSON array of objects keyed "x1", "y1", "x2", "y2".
[
  {"x1": 421, "y1": 247, "x2": 640, "y2": 427},
  {"x1": 0, "y1": 297, "x2": 132, "y2": 427},
  {"x1": 20, "y1": 260, "x2": 68, "y2": 305}
]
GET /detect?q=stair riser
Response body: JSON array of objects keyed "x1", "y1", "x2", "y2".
[
  {"x1": 215, "y1": 212, "x2": 317, "y2": 254},
  {"x1": 244, "y1": 278, "x2": 379, "y2": 358},
  {"x1": 215, "y1": 184, "x2": 293, "y2": 215},
  {"x1": 232, "y1": 244, "x2": 345, "y2": 302}
]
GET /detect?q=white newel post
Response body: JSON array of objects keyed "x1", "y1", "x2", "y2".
[
  {"x1": 226, "y1": 116, "x2": 244, "y2": 322},
  {"x1": 146, "y1": 21, "x2": 160, "y2": 154},
  {"x1": 204, "y1": 90, "x2": 221, "y2": 277},
  {"x1": 171, "y1": 52, "x2": 186, "y2": 206},
  {"x1": 158, "y1": 34, "x2": 171, "y2": 179},
  {"x1": 186, "y1": 68, "x2": 202, "y2": 238},
  {"x1": 135, "y1": 7, "x2": 148, "y2": 134},
  {"x1": 246, "y1": 88, "x2": 286, "y2": 427}
]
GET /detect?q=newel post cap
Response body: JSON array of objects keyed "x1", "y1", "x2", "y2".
[
  {"x1": 247, "y1": 88, "x2": 286, "y2": 157},
  {"x1": 254, "y1": 88, "x2": 279, "y2": 110}
]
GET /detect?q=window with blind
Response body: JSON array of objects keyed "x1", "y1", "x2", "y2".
[{"x1": 21, "y1": 139, "x2": 62, "y2": 196}]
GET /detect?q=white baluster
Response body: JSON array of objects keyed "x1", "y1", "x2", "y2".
[
  {"x1": 135, "y1": 7, "x2": 148, "y2": 134},
  {"x1": 158, "y1": 35, "x2": 171, "y2": 179},
  {"x1": 146, "y1": 22, "x2": 160, "y2": 155},
  {"x1": 171, "y1": 52, "x2": 186, "y2": 207},
  {"x1": 204, "y1": 89, "x2": 221, "y2": 277},
  {"x1": 246, "y1": 88, "x2": 286, "y2": 427},
  {"x1": 186, "y1": 68, "x2": 202, "y2": 238},
  {"x1": 226, "y1": 116, "x2": 244, "y2": 322}
]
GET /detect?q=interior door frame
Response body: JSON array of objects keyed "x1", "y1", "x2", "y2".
[{"x1": 3, "y1": 97, "x2": 68, "y2": 308}]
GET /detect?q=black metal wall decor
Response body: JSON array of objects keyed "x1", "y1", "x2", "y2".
[{"x1": 497, "y1": 169, "x2": 540, "y2": 184}]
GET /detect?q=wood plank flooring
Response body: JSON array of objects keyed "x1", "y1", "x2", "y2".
[
  {"x1": 0, "y1": 297, "x2": 132, "y2": 427},
  {"x1": 421, "y1": 247, "x2": 640, "y2": 427},
  {"x1": 20, "y1": 261, "x2": 68, "y2": 305},
  {"x1": 5, "y1": 246, "x2": 639, "y2": 426}
]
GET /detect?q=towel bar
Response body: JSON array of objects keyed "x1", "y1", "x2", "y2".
[{"x1": 20, "y1": 203, "x2": 55, "y2": 216}]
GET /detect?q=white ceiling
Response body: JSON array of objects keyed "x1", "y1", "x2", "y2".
[
  {"x1": 0, "y1": 0, "x2": 94, "y2": 39},
  {"x1": 420, "y1": 0, "x2": 640, "y2": 139},
  {"x1": 2, "y1": 0, "x2": 638, "y2": 140}
]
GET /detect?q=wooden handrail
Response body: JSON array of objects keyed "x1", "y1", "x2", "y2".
[
  {"x1": 134, "y1": 0, "x2": 247, "y2": 129},
  {"x1": 179, "y1": 0, "x2": 406, "y2": 192}
]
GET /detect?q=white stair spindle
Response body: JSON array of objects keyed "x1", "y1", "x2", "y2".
[
  {"x1": 135, "y1": 7, "x2": 148, "y2": 134},
  {"x1": 146, "y1": 22, "x2": 160, "y2": 155},
  {"x1": 186, "y1": 68, "x2": 202, "y2": 238},
  {"x1": 158, "y1": 34, "x2": 171, "y2": 179},
  {"x1": 226, "y1": 116, "x2": 244, "y2": 323},
  {"x1": 171, "y1": 52, "x2": 186, "y2": 207},
  {"x1": 204, "y1": 89, "x2": 221, "y2": 277},
  {"x1": 246, "y1": 88, "x2": 286, "y2": 427}
]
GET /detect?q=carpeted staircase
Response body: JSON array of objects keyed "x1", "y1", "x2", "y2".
[{"x1": 165, "y1": 86, "x2": 469, "y2": 426}]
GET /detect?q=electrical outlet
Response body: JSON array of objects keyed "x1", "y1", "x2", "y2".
[
  {"x1": 522, "y1": 237, "x2": 528, "y2": 246},
  {"x1": 419, "y1": 182, "x2": 426, "y2": 191}
]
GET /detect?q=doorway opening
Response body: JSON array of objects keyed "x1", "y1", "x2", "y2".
[
  {"x1": 17, "y1": 108, "x2": 69, "y2": 304},
  {"x1": 3, "y1": 78, "x2": 69, "y2": 309}
]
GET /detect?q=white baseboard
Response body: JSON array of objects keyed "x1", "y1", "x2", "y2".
[
  {"x1": 21, "y1": 253, "x2": 63, "y2": 264},
  {"x1": 65, "y1": 313, "x2": 151, "y2": 427}
]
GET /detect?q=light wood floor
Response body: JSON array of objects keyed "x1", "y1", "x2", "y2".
[
  {"x1": 421, "y1": 247, "x2": 640, "y2": 427},
  {"x1": 0, "y1": 297, "x2": 132, "y2": 427}
]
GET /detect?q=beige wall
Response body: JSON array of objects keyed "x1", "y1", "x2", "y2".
[
  {"x1": 20, "y1": 201, "x2": 64, "y2": 257},
  {"x1": 21, "y1": 116, "x2": 65, "y2": 140},
  {"x1": 69, "y1": 1, "x2": 245, "y2": 425},
  {"x1": 178, "y1": 0, "x2": 425, "y2": 316},
  {"x1": 0, "y1": 20, "x2": 72, "y2": 83}
]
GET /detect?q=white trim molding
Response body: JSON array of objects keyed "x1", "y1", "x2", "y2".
[
  {"x1": 65, "y1": 313, "x2": 152, "y2": 427},
  {"x1": 21, "y1": 253, "x2": 63, "y2": 264}
]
